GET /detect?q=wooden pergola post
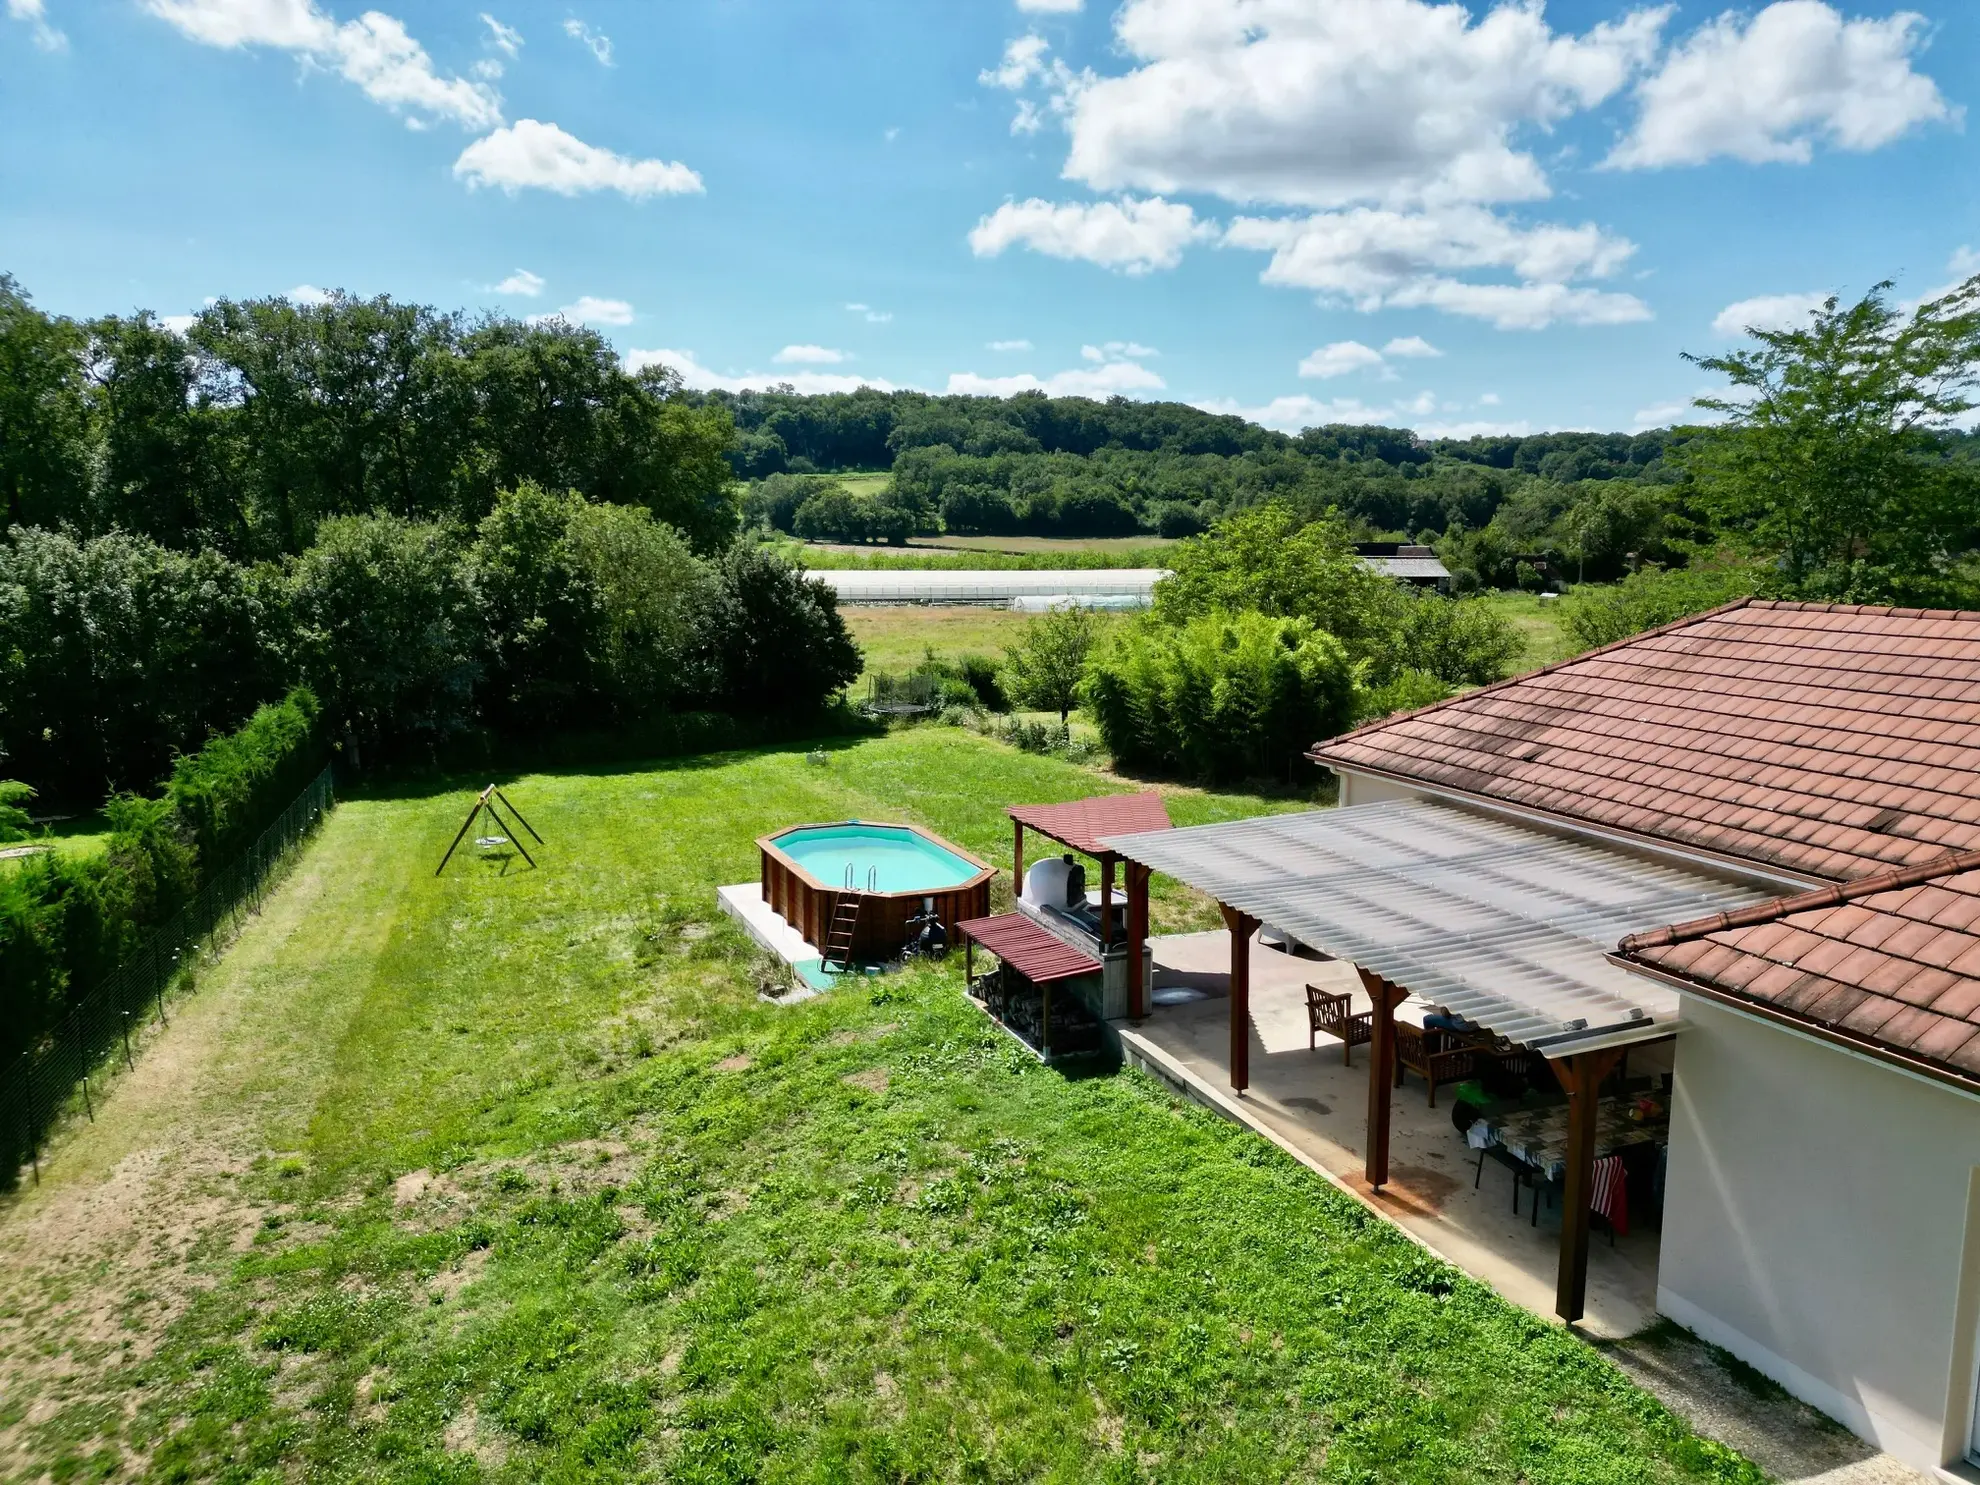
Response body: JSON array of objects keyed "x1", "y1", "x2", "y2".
[
  {"x1": 1099, "y1": 856, "x2": 1115, "y2": 947},
  {"x1": 1219, "y1": 904, "x2": 1260, "y2": 1093},
  {"x1": 1358, "y1": 967, "x2": 1411, "y2": 1190},
  {"x1": 1125, "y1": 861, "x2": 1151, "y2": 1020},
  {"x1": 1550, "y1": 1045, "x2": 1625, "y2": 1323},
  {"x1": 1012, "y1": 820, "x2": 1024, "y2": 895}
]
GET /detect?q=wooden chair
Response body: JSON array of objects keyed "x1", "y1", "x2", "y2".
[
  {"x1": 1305, "y1": 984, "x2": 1372, "y2": 1065},
  {"x1": 1393, "y1": 1021, "x2": 1477, "y2": 1107}
]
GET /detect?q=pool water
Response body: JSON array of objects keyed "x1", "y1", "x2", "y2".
[{"x1": 773, "y1": 824, "x2": 978, "y2": 893}]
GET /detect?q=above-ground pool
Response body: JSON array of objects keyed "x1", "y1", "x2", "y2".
[{"x1": 759, "y1": 820, "x2": 993, "y2": 964}]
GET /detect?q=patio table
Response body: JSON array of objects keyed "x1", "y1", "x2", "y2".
[{"x1": 1474, "y1": 1098, "x2": 1668, "y2": 1185}]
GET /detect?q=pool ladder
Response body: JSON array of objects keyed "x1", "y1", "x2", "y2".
[{"x1": 824, "y1": 865, "x2": 877, "y2": 971}]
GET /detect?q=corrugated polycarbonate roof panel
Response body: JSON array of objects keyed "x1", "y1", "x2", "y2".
[
  {"x1": 813, "y1": 568, "x2": 1168, "y2": 604},
  {"x1": 1100, "y1": 798, "x2": 1779, "y2": 1047}
]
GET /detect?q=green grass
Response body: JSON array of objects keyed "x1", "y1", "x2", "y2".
[
  {"x1": 0, "y1": 730, "x2": 1756, "y2": 1484},
  {"x1": 1478, "y1": 591, "x2": 1577, "y2": 672},
  {"x1": 844, "y1": 607, "x2": 1125, "y2": 684}
]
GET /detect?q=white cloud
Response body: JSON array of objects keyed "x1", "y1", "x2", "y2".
[
  {"x1": 287, "y1": 283, "x2": 332, "y2": 305},
  {"x1": 480, "y1": 12, "x2": 519, "y2": 57},
  {"x1": 7, "y1": 0, "x2": 66, "y2": 51},
  {"x1": 453, "y1": 120, "x2": 702, "y2": 198},
  {"x1": 563, "y1": 16, "x2": 611, "y2": 66},
  {"x1": 773, "y1": 344, "x2": 847, "y2": 365},
  {"x1": 1224, "y1": 205, "x2": 1647, "y2": 328},
  {"x1": 1383, "y1": 335, "x2": 1441, "y2": 359},
  {"x1": 1195, "y1": 391, "x2": 1440, "y2": 433},
  {"x1": 1081, "y1": 340, "x2": 1157, "y2": 361},
  {"x1": 1903, "y1": 246, "x2": 1980, "y2": 314},
  {"x1": 981, "y1": 32, "x2": 1048, "y2": 90},
  {"x1": 1016, "y1": 0, "x2": 1082, "y2": 11},
  {"x1": 493, "y1": 267, "x2": 545, "y2": 296},
  {"x1": 625, "y1": 347, "x2": 899, "y2": 396},
  {"x1": 844, "y1": 303, "x2": 893, "y2": 324},
  {"x1": 1609, "y1": 2, "x2": 1956, "y2": 170},
  {"x1": 970, "y1": 196, "x2": 1214, "y2": 275},
  {"x1": 946, "y1": 359, "x2": 1165, "y2": 399},
  {"x1": 1478, "y1": 391, "x2": 1501, "y2": 406},
  {"x1": 988, "y1": 339, "x2": 1033, "y2": 352},
  {"x1": 1298, "y1": 341, "x2": 1387, "y2": 380},
  {"x1": 161, "y1": 314, "x2": 199, "y2": 335},
  {"x1": 1633, "y1": 400, "x2": 1692, "y2": 428},
  {"x1": 143, "y1": 0, "x2": 501, "y2": 129},
  {"x1": 1415, "y1": 417, "x2": 1535, "y2": 439},
  {"x1": 1711, "y1": 290, "x2": 1829, "y2": 337},
  {"x1": 529, "y1": 295, "x2": 633, "y2": 327},
  {"x1": 1060, "y1": 0, "x2": 1667, "y2": 210}
]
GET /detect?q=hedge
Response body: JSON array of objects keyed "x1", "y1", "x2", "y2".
[{"x1": 0, "y1": 688, "x2": 322, "y2": 1069}]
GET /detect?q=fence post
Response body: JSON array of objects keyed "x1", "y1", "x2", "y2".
[
  {"x1": 72, "y1": 1013, "x2": 92, "y2": 1122},
  {"x1": 23, "y1": 1060, "x2": 38, "y2": 1187},
  {"x1": 120, "y1": 1010, "x2": 134, "y2": 1071}
]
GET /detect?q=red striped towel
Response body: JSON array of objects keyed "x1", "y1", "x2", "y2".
[{"x1": 1590, "y1": 1154, "x2": 1628, "y2": 1237}]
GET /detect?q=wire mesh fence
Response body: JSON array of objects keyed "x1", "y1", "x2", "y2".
[{"x1": 0, "y1": 765, "x2": 336, "y2": 1189}]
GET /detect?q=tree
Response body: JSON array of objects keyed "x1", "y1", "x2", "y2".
[
  {"x1": 0, "y1": 276, "x2": 91, "y2": 531},
  {"x1": 1683, "y1": 275, "x2": 1980, "y2": 599},
  {"x1": 1153, "y1": 503, "x2": 1399, "y2": 654},
  {"x1": 1004, "y1": 603, "x2": 1100, "y2": 729},
  {"x1": 563, "y1": 499, "x2": 712, "y2": 712},
  {"x1": 288, "y1": 515, "x2": 479, "y2": 758},
  {"x1": 698, "y1": 542, "x2": 860, "y2": 713},
  {"x1": 469, "y1": 482, "x2": 605, "y2": 726}
]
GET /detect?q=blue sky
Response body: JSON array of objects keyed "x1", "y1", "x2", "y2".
[{"x1": 3, "y1": 0, "x2": 1973, "y2": 436}]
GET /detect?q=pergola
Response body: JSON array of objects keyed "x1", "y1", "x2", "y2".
[
  {"x1": 1008, "y1": 792, "x2": 1171, "y2": 967},
  {"x1": 1101, "y1": 796, "x2": 1782, "y2": 1322},
  {"x1": 958, "y1": 913, "x2": 1105, "y2": 1062}
]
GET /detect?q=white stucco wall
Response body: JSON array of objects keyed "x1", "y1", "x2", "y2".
[
  {"x1": 1660, "y1": 993, "x2": 1980, "y2": 1471},
  {"x1": 1335, "y1": 770, "x2": 1421, "y2": 808}
]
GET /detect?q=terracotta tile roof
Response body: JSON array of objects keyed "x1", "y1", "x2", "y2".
[
  {"x1": 956, "y1": 914, "x2": 1102, "y2": 984},
  {"x1": 1614, "y1": 849, "x2": 1980, "y2": 1092},
  {"x1": 1008, "y1": 792, "x2": 1172, "y2": 857},
  {"x1": 1310, "y1": 600, "x2": 1980, "y2": 882}
]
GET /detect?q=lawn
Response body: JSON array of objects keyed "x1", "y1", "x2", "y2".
[{"x1": 0, "y1": 729, "x2": 1754, "y2": 1484}]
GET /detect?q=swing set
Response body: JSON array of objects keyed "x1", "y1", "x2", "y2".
[{"x1": 435, "y1": 784, "x2": 544, "y2": 875}]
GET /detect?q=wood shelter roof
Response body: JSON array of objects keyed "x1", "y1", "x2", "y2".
[
  {"x1": 1615, "y1": 849, "x2": 1980, "y2": 1093},
  {"x1": 1311, "y1": 601, "x2": 1980, "y2": 884},
  {"x1": 957, "y1": 914, "x2": 1103, "y2": 984},
  {"x1": 1007, "y1": 792, "x2": 1172, "y2": 858}
]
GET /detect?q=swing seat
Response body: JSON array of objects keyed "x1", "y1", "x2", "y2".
[{"x1": 475, "y1": 835, "x2": 509, "y2": 848}]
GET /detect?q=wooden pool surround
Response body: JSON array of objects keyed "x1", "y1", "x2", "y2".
[{"x1": 758, "y1": 820, "x2": 995, "y2": 963}]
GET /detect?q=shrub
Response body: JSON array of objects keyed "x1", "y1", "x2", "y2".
[
  {"x1": 1357, "y1": 668, "x2": 1455, "y2": 724},
  {"x1": 1084, "y1": 611, "x2": 1358, "y2": 782},
  {"x1": 1004, "y1": 605, "x2": 1101, "y2": 726},
  {"x1": 1559, "y1": 566, "x2": 1760, "y2": 652}
]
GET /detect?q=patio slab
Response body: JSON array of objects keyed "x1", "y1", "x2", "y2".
[{"x1": 1123, "y1": 928, "x2": 1666, "y2": 1340}]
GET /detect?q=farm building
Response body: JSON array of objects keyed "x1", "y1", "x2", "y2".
[{"x1": 1080, "y1": 600, "x2": 1980, "y2": 1476}]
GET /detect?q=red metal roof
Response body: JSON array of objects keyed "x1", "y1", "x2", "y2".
[
  {"x1": 1008, "y1": 792, "x2": 1172, "y2": 857},
  {"x1": 957, "y1": 914, "x2": 1102, "y2": 984},
  {"x1": 1616, "y1": 849, "x2": 1980, "y2": 1093},
  {"x1": 1311, "y1": 600, "x2": 1980, "y2": 883}
]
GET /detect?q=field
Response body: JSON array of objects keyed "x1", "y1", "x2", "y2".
[
  {"x1": 1482, "y1": 592, "x2": 1576, "y2": 671},
  {"x1": 0, "y1": 729, "x2": 1755, "y2": 1485},
  {"x1": 843, "y1": 605, "x2": 1107, "y2": 683}
]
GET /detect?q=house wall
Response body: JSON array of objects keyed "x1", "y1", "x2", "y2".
[
  {"x1": 1660, "y1": 993, "x2": 1980, "y2": 1472},
  {"x1": 1336, "y1": 771, "x2": 1421, "y2": 808}
]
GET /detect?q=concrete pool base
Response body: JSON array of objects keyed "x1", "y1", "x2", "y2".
[{"x1": 716, "y1": 883, "x2": 884, "y2": 995}]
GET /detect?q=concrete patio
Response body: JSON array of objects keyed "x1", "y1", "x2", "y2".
[{"x1": 1121, "y1": 927, "x2": 1670, "y2": 1341}]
